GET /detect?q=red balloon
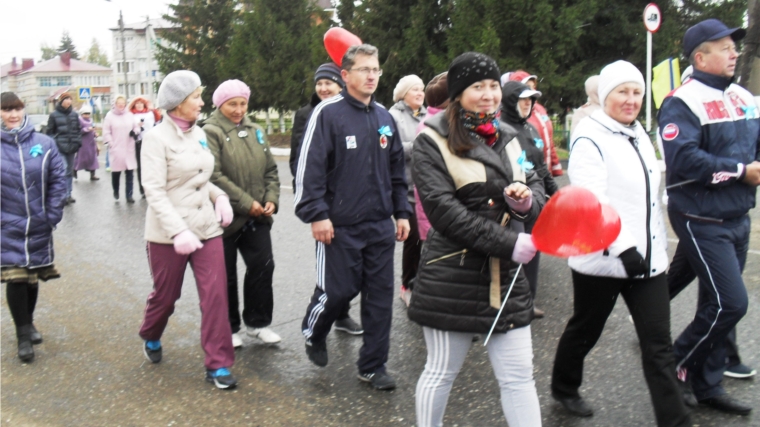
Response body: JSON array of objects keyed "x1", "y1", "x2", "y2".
[
  {"x1": 531, "y1": 186, "x2": 621, "y2": 258},
  {"x1": 324, "y1": 28, "x2": 362, "y2": 67}
]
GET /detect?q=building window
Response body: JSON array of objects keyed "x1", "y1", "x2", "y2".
[
  {"x1": 116, "y1": 61, "x2": 136, "y2": 74},
  {"x1": 118, "y1": 84, "x2": 125, "y2": 94},
  {"x1": 38, "y1": 76, "x2": 72, "y2": 87}
]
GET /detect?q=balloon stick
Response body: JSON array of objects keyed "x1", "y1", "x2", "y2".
[{"x1": 484, "y1": 263, "x2": 523, "y2": 346}]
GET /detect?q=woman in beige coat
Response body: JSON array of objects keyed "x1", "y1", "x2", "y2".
[{"x1": 137, "y1": 70, "x2": 238, "y2": 390}]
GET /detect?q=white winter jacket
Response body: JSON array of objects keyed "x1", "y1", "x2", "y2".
[{"x1": 567, "y1": 110, "x2": 668, "y2": 279}]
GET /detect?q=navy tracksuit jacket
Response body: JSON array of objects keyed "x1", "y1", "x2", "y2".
[
  {"x1": 294, "y1": 88, "x2": 411, "y2": 374},
  {"x1": 659, "y1": 69, "x2": 760, "y2": 400}
]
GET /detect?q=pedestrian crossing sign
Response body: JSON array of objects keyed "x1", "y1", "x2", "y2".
[{"x1": 78, "y1": 87, "x2": 92, "y2": 100}]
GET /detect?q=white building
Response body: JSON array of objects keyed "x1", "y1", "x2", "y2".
[
  {"x1": 1, "y1": 54, "x2": 112, "y2": 114},
  {"x1": 110, "y1": 18, "x2": 171, "y2": 102}
]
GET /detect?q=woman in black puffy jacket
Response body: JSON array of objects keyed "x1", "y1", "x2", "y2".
[{"x1": 410, "y1": 52, "x2": 545, "y2": 427}]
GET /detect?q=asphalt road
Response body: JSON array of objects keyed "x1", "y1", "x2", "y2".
[{"x1": 2, "y1": 157, "x2": 758, "y2": 427}]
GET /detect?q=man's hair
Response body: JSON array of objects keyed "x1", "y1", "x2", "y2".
[
  {"x1": 689, "y1": 42, "x2": 712, "y2": 66},
  {"x1": 1, "y1": 92, "x2": 24, "y2": 110},
  {"x1": 341, "y1": 44, "x2": 379, "y2": 71}
]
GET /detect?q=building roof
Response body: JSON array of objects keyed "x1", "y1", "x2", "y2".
[
  {"x1": 16, "y1": 55, "x2": 112, "y2": 74},
  {"x1": 1, "y1": 58, "x2": 34, "y2": 78}
]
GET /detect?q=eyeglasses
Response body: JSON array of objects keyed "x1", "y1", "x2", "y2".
[{"x1": 349, "y1": 67, "x2": 383, "y2": 76}]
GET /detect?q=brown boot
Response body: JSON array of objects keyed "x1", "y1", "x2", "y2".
[{"x1": 90, "y1": 171, "x2": 100, "y2": 181}]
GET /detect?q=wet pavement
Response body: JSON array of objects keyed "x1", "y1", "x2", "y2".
[{"x1": 2, "y1": 157, "x2": 758, "y2": 427}]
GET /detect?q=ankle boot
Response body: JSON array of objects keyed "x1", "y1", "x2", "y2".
[
  {"x1": 90, "y1": 171, "x2": 100, "y2": 181},
  {"x1": 30, "y1": 324, "x2": 43, "y2": 344},
  {"x1": 16, "y1": 325, "x2": 34, "y2": 362}
]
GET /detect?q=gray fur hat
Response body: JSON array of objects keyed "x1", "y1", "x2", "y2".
[{"x1": 157, "y1": 70, "x2": 202, "y2": 110}]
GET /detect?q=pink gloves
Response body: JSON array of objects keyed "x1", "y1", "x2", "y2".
[
  {"x1": 173, "y1": 230, "x2": 203, "y2": 255},
  {"x1": 215, "y1": 195, "x2": 233, "y2": 227},
  {"x1": 511, "y1": 233, "x2": 537, "y2": 264}
]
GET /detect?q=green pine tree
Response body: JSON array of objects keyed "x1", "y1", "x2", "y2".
[
  {"x1": 227, "y1": 0, "x2": 328, "y2": 113},
  {"x1": 57, "y1": 31, "x2": 80, "y2": 59},
  {"x1": 155, "y1": 0, "x2": 238, "y2": 112}
]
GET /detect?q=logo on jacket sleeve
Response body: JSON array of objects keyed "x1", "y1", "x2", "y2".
[
  {"x1": 662, "y1": 123, "x2": 679, "y2": 141},
  {"x1": 346, "y1": 135, "x2": 357, "y2": 149},
  {"x1": 378, "y1": 125, "x2": 393, "y2": 149}
]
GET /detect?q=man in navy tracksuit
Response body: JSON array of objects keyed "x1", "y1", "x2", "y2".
[
  {"x1": 294, "y1": 44, "x2": 411, "y2": 390},
  {"x1": 659, "y1": 19, "x2": 760, "y2": 415}
]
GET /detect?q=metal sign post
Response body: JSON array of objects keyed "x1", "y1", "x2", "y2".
[{"x1": 644, "y1": 3, "x2": 662, "y2": 132}]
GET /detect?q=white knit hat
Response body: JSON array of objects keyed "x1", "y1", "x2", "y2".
[
  {"x1": 157, "y1": 70, "x2": 202, "y2": 110},
  {"x1": 598, "y1": 60, "x2": 645, "y2": 107},
  {"x1": 393, "y1": 75, "x2": 424, "y2": 102},
  {"x1": 79, "y1": 103, "x2": 92, "y2": 114}
]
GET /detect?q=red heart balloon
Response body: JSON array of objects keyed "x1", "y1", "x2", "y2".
[
  {"x1": 324, "y1": 28, "x2": 362, "y2": 67},
  {"x1": 531, "y1": 186, "x2": 621, "y2": 258}
]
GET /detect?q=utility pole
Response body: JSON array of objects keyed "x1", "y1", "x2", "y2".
[{"x1": 120, "y1": 10, "x2": 129, "y2": 98}]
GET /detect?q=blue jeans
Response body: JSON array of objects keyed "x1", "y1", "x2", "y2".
[{"x1": 60, "y1": 152, "x2": 76, "y2": 198}]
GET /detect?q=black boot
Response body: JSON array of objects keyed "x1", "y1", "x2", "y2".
[
  {"x1": 16, "y1": 325, "x2": 34, "y2": 362},
  {"x1": 30, "y1": 324, "x2": 43, "y2": 344}
]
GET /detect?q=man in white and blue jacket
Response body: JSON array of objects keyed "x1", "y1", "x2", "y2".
[
  {"x1": 294, "y1": 44, "x2": 412, "y2": 391},
  {"x1": 659, "y1": 19, "x2": 760, "y2": 416}
]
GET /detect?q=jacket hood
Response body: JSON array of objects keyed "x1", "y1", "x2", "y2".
[
  {"x1": 501, "y1": 81, "x2": 535, "y2": 125},
  {"x1": 128, "y1": 96, "x2": 154, "y2": 112},
  {"x1": 509, "y1": 70, "x2": 537, "y2": 84},
  {"x1": 0, "y1": 115, "x2": 33, "y2": 144}
]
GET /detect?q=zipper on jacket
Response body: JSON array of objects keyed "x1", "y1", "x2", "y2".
[
  {"x1": 40, "y1": 149, "x2": 51, "y2": 220},
  {"x1": 426, "y1": 249, "x2": 468, "y2": 265},
  {"x1": 16, "y1": 136, "x2": 32, "y2": 266},
  {"x1": 628, "y1": 136, "x2": 652, "y2": 278}
]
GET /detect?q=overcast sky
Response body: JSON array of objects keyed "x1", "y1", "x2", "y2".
[{"x1": 0, "y1": 0, "x2": 176, "y2": 66}]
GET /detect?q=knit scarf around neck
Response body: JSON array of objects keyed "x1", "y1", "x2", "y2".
[{"x1": 460, "y1": 108, "x2": 500, "y2": 147}]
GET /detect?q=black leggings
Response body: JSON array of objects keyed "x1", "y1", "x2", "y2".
[{"x1": 5, "y1": 282, "x2": 39, "y2": 330}]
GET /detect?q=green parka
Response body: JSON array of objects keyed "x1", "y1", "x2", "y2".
[{"x1": 203, "y1": 110, "x2": 280, "y2": 237}]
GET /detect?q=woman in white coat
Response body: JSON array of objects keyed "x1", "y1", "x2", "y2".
[{"x1": 550, "y1": 61, "x2": 691, "y2": 427}]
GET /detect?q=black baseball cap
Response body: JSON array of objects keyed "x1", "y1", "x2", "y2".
[{"x1": 683, "y1": 19, "x2": 746, "y2": 57}]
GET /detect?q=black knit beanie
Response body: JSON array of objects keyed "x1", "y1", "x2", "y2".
[
  {"x1": 314, "y1": 63, "x2": 344, "y2": 88},
  {"x1": 447, "y1": 52, "x2": 501, "y2": 101}
]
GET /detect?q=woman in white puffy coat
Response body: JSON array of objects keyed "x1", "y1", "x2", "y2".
[{"x1": 549, "y1": 61, "x2": 691, "y2": 427}]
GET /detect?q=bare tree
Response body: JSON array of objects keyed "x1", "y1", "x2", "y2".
[{"x1": 739, "y1": 0, "x2": 760, "y2": 92}]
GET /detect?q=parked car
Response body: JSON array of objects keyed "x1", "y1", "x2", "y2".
[{"x1": 27, "y1": 114, "x2": 48, "y2": 134}]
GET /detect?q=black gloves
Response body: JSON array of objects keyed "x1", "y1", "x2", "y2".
[{"x1": 619, "y1": 247, "x2": 647, "y2": 278}]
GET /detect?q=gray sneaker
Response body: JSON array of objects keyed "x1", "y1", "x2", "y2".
[{"x1": 358, "y1": 371, "x2": 396, "y2": 390}]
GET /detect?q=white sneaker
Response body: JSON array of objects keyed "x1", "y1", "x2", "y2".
[
  {"x1": 247, "y1": 327, "x2": 281, "y2": 344},
  {"x1": 231, "y1": 333, "x2": 243, "y2": 348}
]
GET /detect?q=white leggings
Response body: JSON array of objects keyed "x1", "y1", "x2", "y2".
[{"x1": 416, "y1": 326, "x2": 541, "y2": 427}]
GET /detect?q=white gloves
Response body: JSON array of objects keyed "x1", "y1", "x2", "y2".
[
  {"x1": 215, "y1": 195, "x2": 233, "y2": 227},
  {"x1": 173, "y1": 229, "x2": 203, "y2": 255}
]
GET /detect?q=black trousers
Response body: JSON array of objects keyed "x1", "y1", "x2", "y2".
[
  {"x1": 669, "y1": 213, "x2": 749, "y2": 400},
  {"x1": 402, "y1": 208, "x2": 421, "y2": 289},
  {"x1": 223, "y1": 221, "x2": 275, "y2": 333},
  {"x1": 5, "y1": 281, "x2": 39, "y2": 331},
  {"x1": 302, "y1": 219, "x2": 395, "y2": 374},
  {"x1": 552, "y1": 271, "x2": 690, "y2": 427},
  {"x1": 111, "y1": 170, "x2": 134, "y2": 199},
  {"x1": 668, "y1": 240, "x2": 742, "y2": 367},
  {"x1": 135, "y1": 141, "x2": 144, "y2": 195}
]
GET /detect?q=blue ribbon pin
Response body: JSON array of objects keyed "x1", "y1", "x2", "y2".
[
  {"x1": 517, "y1": 150, "x2": 534, "y2": 172},
  {"x1": 199, "y1": 139, "x2": 209, "y2": 150},
  {"x1": 533, "y1": 137, "x2": 544, "y2": 150},
  {"x1": 29, "y1": 144, "x2": 43, "y2": 158},
  {"x1": 741, "y1": 105, "x2": 758, "y2": 120},
  {"x1": 378, "y1": 125, "x2": 393, "y2": 137},
  {"x1": 256, "y1": 129, "x2": 264, "y2": 144}
]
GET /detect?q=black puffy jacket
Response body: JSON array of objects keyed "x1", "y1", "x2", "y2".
[
  {"x1": 289, "y1": 93, "x2": 321, "y2": 180},
  {"x1": 46, "y1": 103, "x2": 81, "y2": 154},
  {"x1": 409, "y1": 113, "x2": 545, "y2": 333},
  {"x1": 501, "y1": 81, "x2": 558, "y2": 198}
]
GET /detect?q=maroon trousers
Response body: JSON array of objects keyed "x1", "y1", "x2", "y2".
[{"x1": 139, "y1": 237, "x2": 234, "y2": 370}]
